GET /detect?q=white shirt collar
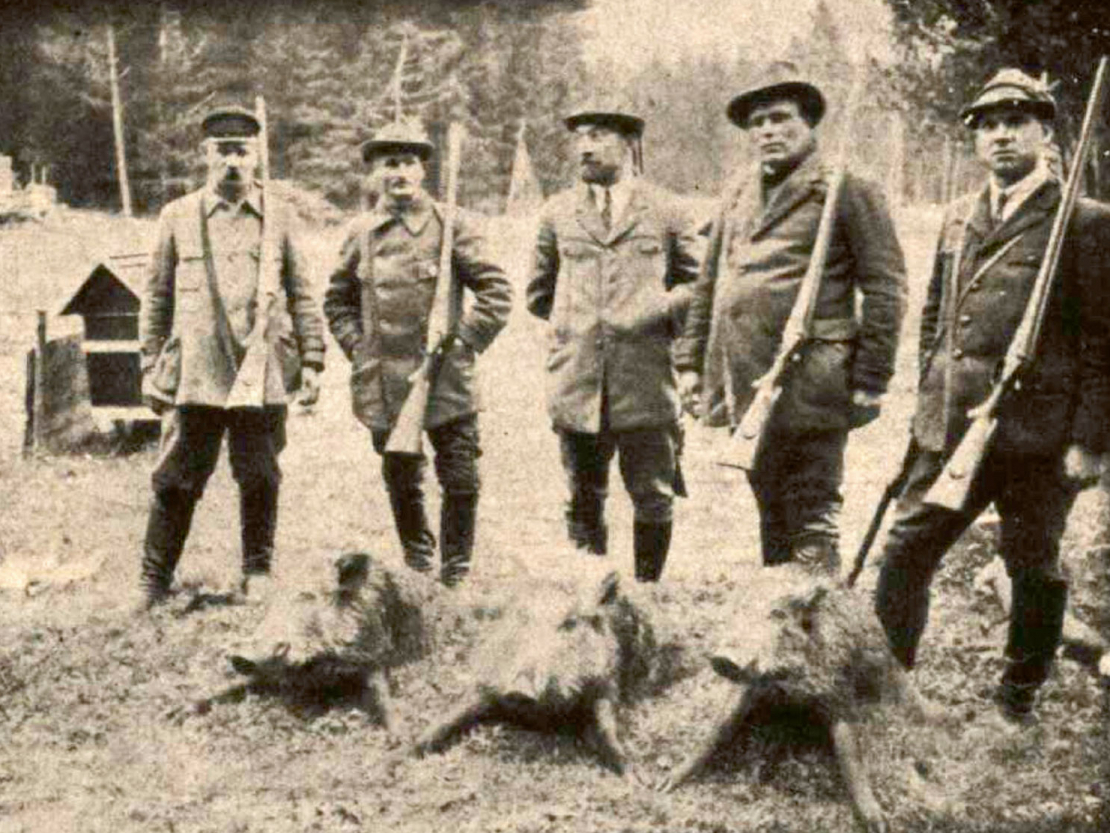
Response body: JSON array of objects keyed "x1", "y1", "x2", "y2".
[{"x1": 989, "y1": 160, "x2": 1051, "y2": 224}]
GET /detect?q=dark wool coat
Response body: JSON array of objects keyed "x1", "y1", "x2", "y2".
[
  {"x1": 140, "y1": 188, "x2": 326, "y2": 407},
  {"x1": 913, "y1": 179, "x2": 1110, "y2": 456},
  {"x1": 527, "y1": 179, "x2": 701, "y2": 433},
  {"x1": 324, "y1": 198, "x2": 511, "y2": 432},
  {"x1": 675, "y1": 153, "x2": 907, "y2": 432}
]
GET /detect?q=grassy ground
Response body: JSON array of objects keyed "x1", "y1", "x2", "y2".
[{"x1": 0, "y1": 207, "x2": 1107, "y2": 833}]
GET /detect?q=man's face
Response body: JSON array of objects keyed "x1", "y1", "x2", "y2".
[
  {"x1": 369, "y1": 151, "x2": 426, "y2": 204},
  {"x1": 574, "y1": 124, "x2": 630, "y2": 186},
  {"x1": 973, "y1": 107, "x2": 1048, "y2": 186},
  {"x1": 746, "y1": 98, "x2": 817, "y2": 173},
  {"x1": 205, "y1": 139, "x2": 259, "y2": 191}
]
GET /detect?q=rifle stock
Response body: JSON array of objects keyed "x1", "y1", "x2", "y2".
[
  {"x1": 922, "y1": 392, "x2": 1000, "y2": 510},
  {"x1": 385, "y1": 122, "x2": 464, "y2": 456},
  {"x1": 227, "y1": 96, "x2": 275, "y2": 411},
  {"x1": 719, "y1": 370, "x2": 783, "y2": 470}
]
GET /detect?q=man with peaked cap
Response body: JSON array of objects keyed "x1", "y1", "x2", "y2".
[
  {"x1": 874, "y1": 68, "x2": 1110, "y2": 724},
  {"x1": 527, "y1": 101, "x2": 701, "y2": 581},
  {"x1": 137, "y1": 100, "x2": 326, "y2": 611},
  {"x1": 324, "y1": 119, "x2": 511, "y2": 587},
  {"x1": 676, "y1": 62, "x2": 907, "y2": 576}
]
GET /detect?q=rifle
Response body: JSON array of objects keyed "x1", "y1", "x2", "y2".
[
  {"x1": 719, "y1": 70, "x2": 866, "y2": 470},
  {"x1": 385, "y1": 122, "x2": 464, "y2": 457},
  {"x1": 226, "y1": 95, "x2": 278, "y2": 410},
  {"x1": 923, "y1": 56, "x2": 1109, "y2": 511},
  {"x1": 846, "y1": 437, "x2": 916, "y2": 588}
]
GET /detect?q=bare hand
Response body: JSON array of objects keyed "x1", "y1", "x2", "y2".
[
  {"x1": 849, "y1": 390, "x2": 882, "y2": 429},
  {"x1": 1063, "y1": 444, "x2": 1101, "y2": 488},
  {"x1": 298, "y1": 367, "x2": 321, "y2": 407},
  {"x1": 140, "y1": 371, "x2": 170, "y2": 415},
  {"x1": 678, "y1": 370, "x2": 701, "y2": 417}
]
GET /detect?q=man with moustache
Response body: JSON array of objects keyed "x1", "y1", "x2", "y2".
[
  {"x1": 137, "y1": 101, "x2": 325, "y2": 611},
  {"x1": 324, "y1": 120, "x2": 511, "y2": 587},
  {"x1": 527, "y1": 102, "x2": 700, "y2": 582},
  {"x1": 675, "y1": 63, "x2": 906, "y2": 576},
  {"x1": 874, "y1": 69, "x2": 1110, "y2": 724}
]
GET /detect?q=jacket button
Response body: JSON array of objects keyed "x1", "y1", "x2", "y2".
[
  {"x1": 952, "y1": 348, "x2": 964, "y2": 359},
  {"x1": 959, "y1": 314, "x2": 971, "y2": 325}
]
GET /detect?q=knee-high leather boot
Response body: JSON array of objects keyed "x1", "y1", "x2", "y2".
[
  {"x1": 241, "y1": 484, "x2": 279, "y2": 577},
  {"x1": 441, "y1": 492, "x2": 478, "y2": 587},
  {"x1": 139, "y1": 489, "x2": 198, "y2": 608},
  {"x1": 633, "y1": 520, "x2": 672, "y2": 583},
  {"x1": 999, "y1": 574, "x2": 1068, "y2": 721}
]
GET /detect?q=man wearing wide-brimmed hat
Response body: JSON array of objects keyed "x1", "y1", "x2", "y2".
[
  {"x1": 675, "y1": 61, "x2": 907, "y2": 576},
  {"x1": 137, "y1": 98, "x2": 326, "y2": 611},
  {"x1": 875, "y1": 68, "x2": 1110, "y2": 725},
  {"x1": 527, "y1": 100, "x2": 701, "y2": 582},
  {"x1": 324, "y1": 119, "x2": 511, "y2": 587}
]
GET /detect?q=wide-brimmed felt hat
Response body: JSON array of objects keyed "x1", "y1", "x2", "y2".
[
  {"x1": 360, "y1": 120, "x2": 435, "y2": 163},
  {"x1": 564, "y1": 102, "x2": 645, "y2": 137},
  {"x1": 727, "y1": 61, "x2": 826, "y2": 128},
  {"x1": 960, "y1": 68, "x2": 1057, "y2": 126},
  {"x1": 201, "y1": 105, "x2": 261, "y2": 139}
]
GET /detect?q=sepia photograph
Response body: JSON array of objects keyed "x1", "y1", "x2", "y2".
[{"x1": 0, "y1": 0, "x2": 1108, "y2": 830}]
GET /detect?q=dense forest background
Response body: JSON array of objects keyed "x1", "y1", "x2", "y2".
[{"x1": 2, "y1": 0, "x2": 1110, "y2": 215}]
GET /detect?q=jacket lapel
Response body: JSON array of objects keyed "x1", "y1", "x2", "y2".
[
  {"x1": 575, "y1": 183, "x2": 609, "y2": 245},
  {"x1": 605, "y1": 180, "x2": 646, "y2": 245},
  {"x1": 750, "y1": 153, "x2": 825, "y2": 240}
]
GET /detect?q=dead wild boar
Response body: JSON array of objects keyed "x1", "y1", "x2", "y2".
[
  {"x1": 412, "y1": 571, "x2": 654, "y2": 776},
  {"x1": 195, "y1": 552, "x2": 424, "y2": 726},
  {"x1": 658, "y1": 579, "x2": 945, "y2": 833}
]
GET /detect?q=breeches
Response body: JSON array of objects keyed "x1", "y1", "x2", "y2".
[{"x1": 372, "y1": 414, "x2": 481, "y2": 498}]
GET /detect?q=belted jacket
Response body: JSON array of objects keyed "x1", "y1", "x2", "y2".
[
  {"x1": 675, "y1": 153, "x2": 907, "y2": 432},
  {"x1": 324, "y1": 196, "x2": 512, "y2": 432},
  {"x1": 913, "y1": 179, "x2": 1110, "y2": 456},
  {"x1": 140, "y1": 187, "x2": 326, "y2": 408},
  {"x1": 527, "y1": 179, "x2": 701, "y2": 433}
]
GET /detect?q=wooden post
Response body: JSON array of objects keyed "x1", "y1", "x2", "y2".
[
  {"x1": 33, "y1": 310, "x2": 47, "y2": 452},
  {"x1": 107, "y1": 24, "x2": 133, "y2": 218}
]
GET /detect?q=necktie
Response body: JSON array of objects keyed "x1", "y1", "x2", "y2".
[
  {"x1": 994, "y1": 190, "x2": 1009, "y2": 226},
  {"x1": 600, "y1": 187, "x2": 612, "y2": 230}
]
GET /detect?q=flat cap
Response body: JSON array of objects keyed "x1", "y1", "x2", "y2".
[
  {"x1": 202, "y1": 105, "x2": 261, "y2": 139},
  {"x1": 727, "y1": 61, "x2": 825, "y2": 128},
  {"x1": 360, "y1": 120, "x2": 434, "y2": 163},
  {"x1": 960, "y1": 68, "x2": 1056, "y2": 125},
  {"x1": 564, "y1": 101, "x2": 645, "y2": 137}
]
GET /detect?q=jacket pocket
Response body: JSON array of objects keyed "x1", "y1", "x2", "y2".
[
  {"x1": 792, "y1": 340, "x2": 852, "y2": 413},
  {"x1": 149, "y1": 335, "x2": 182, "y2": 402}
]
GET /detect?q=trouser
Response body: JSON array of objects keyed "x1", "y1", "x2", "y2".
[
  {"x1": 747, "y1": 424, "x2": 847, "y2": 574},
  {"x1": 373, "y1": 414, "x2": 480, "y2": 585},
  {"x1": 557, "y1": 422, "x2": 681, "y2": 581},
  {"x1": 141, "y1": 405, "x2": 286, "y2": 598},
  {"x1": 875, "y1": 444, "x2": 1074, "y2": 697}
]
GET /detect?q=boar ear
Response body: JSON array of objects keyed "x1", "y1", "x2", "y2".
[
  {"x1": 710, "y1": 655, "x2": 754, "y2": 683},
  {"x1": 596, "y1": 571, "x2": 620, "y2": 606},
  {"x1": 335, "y1": 552, "x2": 371, "y2": 589}
]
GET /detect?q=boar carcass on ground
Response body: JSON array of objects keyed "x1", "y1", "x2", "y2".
[
  {"x1": 196, "y1": 552, "x2": 425, "y2": 726},
  {"x1": 659, "y1": 578, "x2": 947, "y2": 833},
  {"x1": 412, "y1": 571, "x2": 655, "y2": 776}
]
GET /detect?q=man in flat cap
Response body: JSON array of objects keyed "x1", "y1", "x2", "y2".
[
  {"x1": 676, "y1": 62, "x2": 906, "y2": 576},
  {"x1": 527, "y1": 102, "x2": 701, "y2": 581},
  {"x1": 324, "y1": 120, "x2": 511, "y2": 587},
  {"x1": 137, "y1": 101, "x2": 325, "y2": 611},
  {"x1": 874, "y1": 68, "x2": 1110, "y2": 724}
]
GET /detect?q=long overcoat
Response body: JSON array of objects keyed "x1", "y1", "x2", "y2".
[
  {"x1": 140, "y1": 188, "x2": 326, "y2": 407},
  {"x1": 913, "y1": 179, "x2": 1110, "y2": 456},
  {"x1": 675, "y1": 153, "x2": 906, "y2": 432},
  {"x1": 324, "y1": 199, "x2": 511, "y2": 432},
  {"x1": 526, "y1": 179, "x2": 701, "y2": 433}
]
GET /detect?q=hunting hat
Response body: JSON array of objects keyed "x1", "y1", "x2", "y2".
[
  {"x1": 360, "y1": 120, "x2": 435, "y2": 163},
  {"x1": 960, "y1": 68, "x2": 1057, "y2": 126},
  {"x1": 201, "y1": 105, "x2": 261, "y2": 140},
  {"x1": 564, "y1": 102, "x2": 645, "y2": 137},
  {"x1": 727, "y1": 61, "x2": 826, "y2": 128}
]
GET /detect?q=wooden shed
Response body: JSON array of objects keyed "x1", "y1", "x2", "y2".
[{"x1": 59, "y1": 252, "x2": 156, "y2": 423}]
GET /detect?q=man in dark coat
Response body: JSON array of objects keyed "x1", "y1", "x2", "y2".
[
  {"x1": 324, "y1": 120, "x2": 512, "y2": 587},
  {"x1": 874, "y1": 69, "x2": 1110, "y2": 724},
  {"x1": 675, "y1": 63, "x2": 907, "y2": 575},
  {"x1": 138, "y1": 102, "x2": 326, "y2": 610},
  {"x1": 527, "y1": 103, "x2": 701, "y2": 581}
]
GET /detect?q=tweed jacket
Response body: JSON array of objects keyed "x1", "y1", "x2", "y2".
[
  {"x1": 140, "y1": 187, "x2": 325, "y2": 408},
  {"x1": 675, "y1": 153, "x2": 907, "y2": 432},
  {"x1": 526, "y1": 178, "x2": 701, "y2": 433},
  {"x1": 913, "y1": 179, "x2": 1110, "y2": 455},
  {"x1": 324, "y1": 197, "x2": 512, "y2": 432}
]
